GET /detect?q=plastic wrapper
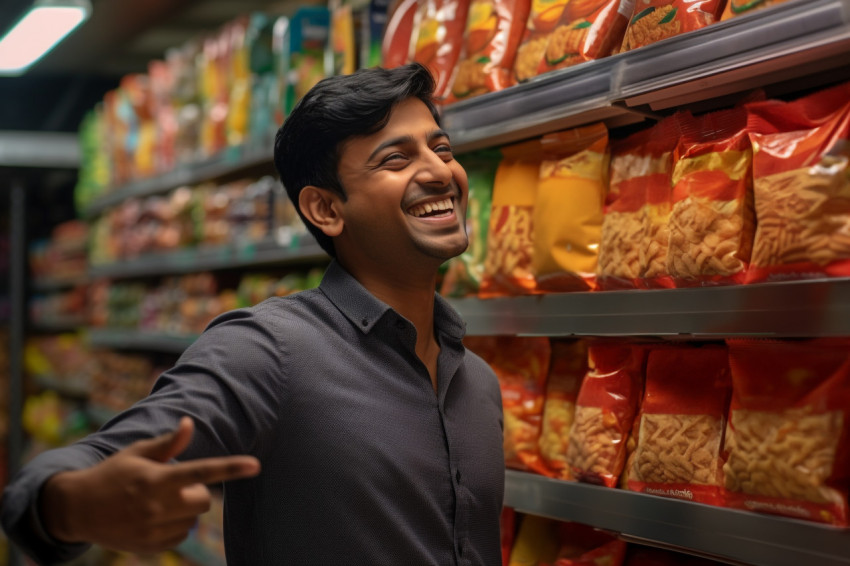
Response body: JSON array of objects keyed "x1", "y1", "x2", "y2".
[
  {"x1": 226, "y1": 17, "x2": 252, "y2": 149},
  {"x1": 440, "y1": 150, "x2": 501, "y2": 297},
  {"x1": 411, "y1": 0, "x2": 471, "y2": 99},
  {"x1": 535, "y1": 0, "x2": 631, "y2": 75},
  {"x1": 480, "y1": 138, "x2": 542, "y2": 297},
  {"x1": 465, "y1": 336, "x2": 551, "y2": 473},
  {"x1": 720, "y1": 0, "x2": 793, "y2": 20},
  {"x1": 744, "y1": 80, "x2": 850, "y2": 283},
  {"x1": 532, "y1": 123, "x2": 608, "y2": 292},
  {"x1": 446, "y1": 0, "x2": 531, "y2": 102},
  {"x1": 512, "y1": 0, "x2": 571, "y2": 83},
  {"x1": 620, "y1": 0, "x2": 724, "y2": 52},
  {"x1": 278, "y1": 7, "x2": 331, "y2": 116},
  {"x1": 538, "y1": 340, "x2": 587, "y2": 480},
  {"x1": 722, "y1": 338, "x2": 850, "y2": 526},
  {"x1": 667, "y1": 107, "x2": 755, "y2": 286},
  {"x1": 626, "y1": 344, "x2": 731, "y2": 505},
  {"x1": 566, "y1": 341, "x2": 645, "y2": 487},
  {"x1": 381, "y1": 0, "x2": 420, "y2": 67}
]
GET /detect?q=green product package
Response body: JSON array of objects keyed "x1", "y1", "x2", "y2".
[
  {"x1": 440, "y1": 149, "x2": 501, "y2": 297},
  {"x1": 275, "y1": 7, "x2": 331, "y2": 117}
]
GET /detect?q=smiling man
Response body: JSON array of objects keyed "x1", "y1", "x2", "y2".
[{"x1": 1, "y1": 63, "x2": 505, "y2": 566}]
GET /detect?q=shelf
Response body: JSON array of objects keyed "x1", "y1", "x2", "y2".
[
  {"x1": 29, "y1": 317, "x2": 89, "y2": 333},
  {"x1": 504, "y1": 470, "x2": 850, "y2": 566},
  {"x1": 32, "y1": 375, "x2": 89, "y2": 400},
  {"x1": 83, "y1": 140, "x2": 275, "y2": 217},
  {"x1": 85, "y1": 328, "x2": 199, "y2": 353},
  {"x1": 442, "y1": 0, "x2": 850, "y2": 152},
  {"x1": 449, "y1": 278, "x2": 850, "y2": 338},
  {"x1": 31, "y1": 274, "x2": 89, "y2": 292},
  {"x1": 88, "y1": 236, "x2": 327, "y2": 279}
]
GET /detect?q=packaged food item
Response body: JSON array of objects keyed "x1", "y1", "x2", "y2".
[
  {"x1": 361, "y1": 0, "x2": 392, "y2": 68},
  {"x1": 411, "y1": 0, "x2": 471, "y2": 99},
  {"x1": 199, "y1": 30, "x2": 231, "y2": 159},
  {"x1": 381, "y1": 0, "x2": 420, "y2": 67},
  {"x1": 508, "y1": 514, "x2": 563, "y2": 566},
  {"x1": 723, "y1": 338, "x2": 850, "y2": 526},
  {"x1": 501, "y1": 507, "x2": 517, "y2": 566},
  {"x1": 331, "y1": 0, "x2": 358, "y2": 75},
  {"x1": 567, "y1": 341, "x2": 645, "y2": 487},
  {"x1": 620, "y1": 0, "x2": 725, "y2": 51},
  {"x1": 480, "y1": 138, "x2": 542, "y2": 298},
  {"x1": 626, "y1": 344, "x2": 732, "y2": 505},
  {"x1": 538, "y1": 340, "x2": 587, "y2": 479},
  {"x1": 745, "y1": 81, "x2": 850, "y2": 283},
  {"x1": 446, "y1": 0, "x2": 531, "y2": 102},
  {"x1": 226, "y1": 17, "x2": 252, "y2": 149},
  {"x1": 552, "y1": 520, "x2": 627, "y2": 566},
  {"x1": 277, "y1": 7, "x2": 331, "y2": 116},
  {"x1": 536, "y1": 0, "x2": 631, "y2": 75},
  {"x1": 512, "y1": 0, "x2": 571, "y2": 83},
  {"x1": 721, "y1": 0, "x2": 792, "y2": 20},
  {"x1": 667, "y1": 107, "x2": 755, "y2": 286},
  {"x1": 464, "y1": 336, "x2": 551, "y2": 473},
  {"x1": 532, "y1": 123, "x2": 609, "y2": 292},
  {"x1": 440, "y1": 149, "x2": 501, "y2": 297}
]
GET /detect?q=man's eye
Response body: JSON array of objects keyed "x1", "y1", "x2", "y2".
[
  {"x1": 435, "y1": 144, "x2": 454, "y2": 157},
  {"x1": 380, "y1": 153, "x2": 406, "y2": 165}
]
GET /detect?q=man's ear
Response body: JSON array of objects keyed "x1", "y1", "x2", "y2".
[{"x1": 299, "y1": 186, "x2": 344, "y2": 238}]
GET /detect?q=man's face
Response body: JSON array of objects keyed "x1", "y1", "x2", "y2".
[{"x1": 334, "y1": 97, "x2": 469, "y2": 271}]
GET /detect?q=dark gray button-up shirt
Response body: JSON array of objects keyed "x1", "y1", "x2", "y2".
[{"x1": 1, "y1": 260, "x2": 505, "y2": 565}]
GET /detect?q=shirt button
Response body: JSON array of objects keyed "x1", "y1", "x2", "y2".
[
  {"x1": 395, "y1": 320, "x2": 405, "y2": 330},
  {"x1": 361, "y1": 318, "x2": 368, "y2": 326}
]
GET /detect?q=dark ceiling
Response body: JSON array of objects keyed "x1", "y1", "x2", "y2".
[{"x1": 0, "y1": 0, "x2": 298, "y2": 132}]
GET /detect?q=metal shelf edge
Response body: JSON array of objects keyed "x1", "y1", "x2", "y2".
[
  {"x1": 504, "y1": 470, "x2": 850, "y2": 566},
  {"x1": 85, "y1": 328, "x2": 198, "y2": 353}
]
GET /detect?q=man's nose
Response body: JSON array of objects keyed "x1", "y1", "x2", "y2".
[{"x1": 415, "y1": 150, "x2": 454, "y2": 187}]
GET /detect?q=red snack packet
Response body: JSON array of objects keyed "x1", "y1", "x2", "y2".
[
  {"x1": 566, "y1": 341, "x2": 645, "y2": 487},
  {"x1": 446, "y1": 0, "x2": 531, "y2": 102},
  {"x1": 621, "y1": 0, "x2": 725, "y2": 52},
  {"x1": 538, "y1": 340, "x2": 588, "y2": 479},
  {"x1": 667, "y1": 107, "x2": 755, "y2": 287},
  {"x1": 381, "y1": 0, "x2": 420, "y2": 67},
  {"x1": 411, "y1": 0, "x2": 471, "y2": 100},
  {"x1": 626, "y1": 344, "x2": 732, "y2": 506},
  {"x1": 723, "y1": 338, "x2": 850, "y2": 526},
  {"x1": 552, "y1": 520, "x2": 627, "y2": 566},
  {"x1": 744, "y1": 80, "x2": 850, "y2": 283},
  {"x1": 464, "y1": 336, "x2": 552, "y2": 473}
]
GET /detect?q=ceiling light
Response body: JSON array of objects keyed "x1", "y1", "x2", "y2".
[{"x1": 0, "y1": 0, "x2": 92, "y2": 76}]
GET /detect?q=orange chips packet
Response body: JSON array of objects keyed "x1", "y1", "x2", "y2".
[
  {"x1": 446, "y1": 0, "x2": 531, "y2": 102},
  {"x1": 538, "y1": 340, "x2": 588, "y2": 479},
  {"x1": 620, "y1": 0, "x2": 725, "y2": 52},
  {"x1": 744, "y1": 80, "x2": 850, "y2": 283},
  {"x1": 465, "y1": 336, "x2": 552, "y2": 473},
  {"x1": 532, "y1": 123, "x2": 609, "y2": 292},
  {"x1": 667, "y1": 107, "x2": 755, "y2": 286},
  {"x1": 626, "y1": 344, "x2": 732, "y2": 505},
  {"x1": 535, "y1": 0, "x2": 631, "y2": 75},
  {"x1": 512, "y1": 0, "x2": 571, "y2": 83},
  {"x1": 412, "y1": 0, "x2": 471, "y2": 99},
  {"x1": 566, "y1": 341, "x2": 645, "y2": 487},
  {"x1": 723, "y1": 338, "x2": 850, "y2": 526},
  {"x1": 480, "y1": 138, "x2": 542, "y2": 298},
  {"x1": 721, "y1": 0, "x2": 792, "y2": 20}
]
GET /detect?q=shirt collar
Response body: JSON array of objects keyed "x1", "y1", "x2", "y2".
[{"x1": 319, "y1": 259, "x2": 466, "y2": 340}]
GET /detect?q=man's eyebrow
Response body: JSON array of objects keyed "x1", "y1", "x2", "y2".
[{"x1": 367, "y1": 129, "x2": 452, "y2": 162}]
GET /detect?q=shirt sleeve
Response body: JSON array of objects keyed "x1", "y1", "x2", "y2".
[{"x1": 0, "y1": 305, "x2": 288, "y2": 564}]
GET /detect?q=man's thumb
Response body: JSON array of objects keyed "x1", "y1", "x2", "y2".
[{"x1": 126, "y1": 416, "x2": 194, "y2": 462}]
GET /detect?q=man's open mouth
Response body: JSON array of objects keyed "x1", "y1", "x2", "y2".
[{"x1": 408, "y1": 197, "x2": 454, "y2": 218}]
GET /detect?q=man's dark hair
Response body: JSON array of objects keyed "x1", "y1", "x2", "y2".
[{"x1": 274, "y1": 63, "x2": 440, "y2": 257}]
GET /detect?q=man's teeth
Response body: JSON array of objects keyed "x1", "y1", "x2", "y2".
[{"x1": 409, "y1": 198, "x2": 453, "y2": 217}]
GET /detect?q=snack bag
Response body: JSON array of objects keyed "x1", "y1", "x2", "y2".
[
  {"x1": 465, "y1": 336, "x2": 552, "y2": 473},
  {"x1": 532, "y1": 123, "x2": 609, "y2": 292},
  {"x1": 667, "y1": 107, "x2": 755, "y2": 286},
  {"x1": 620, "y1": 0, "x2": 725, "y2": 52},
  {"x1": 509, "y1": 514, "x2": 563, "y2": 566},
  {"x1": 567, "y1": 341, "x2": 645, "y2": 487},
  {"x1": 536, "y1": 0, "x2": 631, "y2": 75},
  {"x1": 446, "y1": 0, "x2": 531, "y2": 102},
  {"x1": 723, "y1": 338, "x2": 850, "y2": 526},
  {"x1": 745, "y1": 81, "x2": 850, "y2": 283},
  {"x1": 330, "y1": 0, "x2": 358, "y2": 75},
  {"x1": 511, "y1": 0, "x2": 571, "y2": 83},
  {"x1": 279, "y1": 7, "x2": 331, "y2": 116},
  {"x1": 721, "y1": 0, "x2": 793, "y2": 20},
  {"x1": 480, "y1": 138, "x2": 542, "y2": 298},
  {"x1": 538, "y1": 339, "x2": 587, "y2": 479},
  {"x1": 440, "y1": 149, "x2": 501, "y2": 297},
  {"x1": 552, "y1": 521, "x2": 627, "y2": 566},
  {"x1": 501, "y1": 507, "x2": 517, "y2": 566},
  {"x1": 226, "y1": 17, "x2": 252, "y2": 149},
  {"x1": 626, "y1": 344, "x2": 732, "y2": 505},
  {"x1": 411, "y1": 0, "x2": 471, "y2": 99},
  {"x1": 381, "y1": 0, "x2": 419, "y2": 67}
]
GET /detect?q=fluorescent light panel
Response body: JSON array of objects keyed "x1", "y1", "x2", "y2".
[{"x1": 0, "y1": 0, "x2": 91, "y2": 76}]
